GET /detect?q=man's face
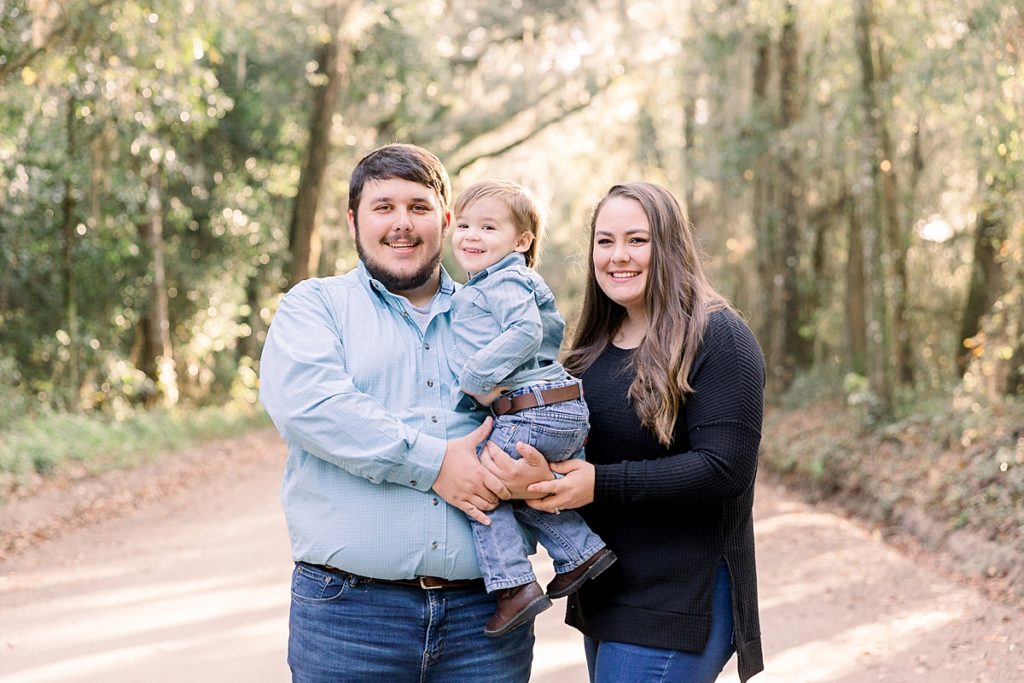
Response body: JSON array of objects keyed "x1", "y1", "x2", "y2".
[{"x1": 348, "y1": 177, "x2": 449, "y2": 303}]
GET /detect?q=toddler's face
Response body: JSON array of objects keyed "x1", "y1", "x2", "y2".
[{"x1": 452, "y1": 197, "x2": 533, "y2": 275}]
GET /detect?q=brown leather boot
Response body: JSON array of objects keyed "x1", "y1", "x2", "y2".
[
  {"x1": 546, "y1": 548, "x2": 617, "y2": 599},
  {"x1": 483, "y1": 581, "x2": 552, "y2": 637}
]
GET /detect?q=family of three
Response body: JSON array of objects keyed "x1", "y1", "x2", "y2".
[{"x1": 259, "y1": 144, "x2": 766, "y2": 682}]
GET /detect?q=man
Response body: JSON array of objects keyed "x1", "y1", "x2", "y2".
[{"x1": 259, "y1": 144, "x2": 534, "y2": 681}]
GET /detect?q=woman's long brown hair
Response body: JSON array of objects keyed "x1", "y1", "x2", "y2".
[{"x1": 564, "y1": 182, "x2": 730, "y2": 446}]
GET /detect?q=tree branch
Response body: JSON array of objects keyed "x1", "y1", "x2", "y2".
[
  {"x1": 0, "y1": 0, "x2": 120, "y2": 85},
  {"x1": 449, "y1": 77, "x2": 618, "y2": 176}
]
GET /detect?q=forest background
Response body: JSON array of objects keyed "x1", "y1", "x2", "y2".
[{"x1": 1, "y1": 0, "x2": 1022, "y2": 592}]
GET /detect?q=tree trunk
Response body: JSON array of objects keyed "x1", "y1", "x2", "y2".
[
  {"x1": 636, "y1": 101, "x2": 663, "y2": 170},
  {"x1": 751, "y1": 30, "x2": 783, "y2": 388},
  {"x1": 854, "y1": 0, "x2": 892, "y2": 417},
  {"x1": 877, "y1": 44, "x2": 913, "y2": 385},
  {"x1": 679, "y1": 2, "x2": 699, "y2": 216},
  {"x1": 0, "y1": 240, "x2": 11, "y2": 316},
  {"x1": 958, "y1": 175, "x2": 1010, "y2": 372},
  {"x1": 61, "y1": 93, "x2": 80, "y2": 410},
  {"x1": 900, "y1": 115, "x2": 925, "y2": 382},
  {"x1": 960, "y1": 207, "x2": 1021, "y2": 398},
  {"x1": 237, "y1": 273, "x2": 263, "y2": 363},
  {"x1": 845, "y1": 186, "x2": 868, "y2": 375},
  {"x1": 287, "y1": 0, "x2": 358, "y2": 288},
  {"x1": 139, "y1": 166, "x2": 178, "y2": 406},
  {"x1": 777, "y1": 0, "x2": 808, "y2": 386},
  {"x1": 681, "y1": 92, "x2": 697, "y2": 217},
  {"x1": 806, "y1": 191, "x2": 844, "y2": 363}
]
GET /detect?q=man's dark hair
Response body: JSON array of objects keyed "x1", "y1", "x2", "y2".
[{"x1": 348, "y1": 144, "x2": 451, "y2": 214}]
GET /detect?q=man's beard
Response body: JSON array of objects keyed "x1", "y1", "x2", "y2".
[{"x1": 354, "y1": 227, "x2": 442, "y2": 293}]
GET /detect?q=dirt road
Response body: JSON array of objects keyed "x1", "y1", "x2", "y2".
[{"x1": 1, "y1": 431, "x2": 1022, "y2": 682}]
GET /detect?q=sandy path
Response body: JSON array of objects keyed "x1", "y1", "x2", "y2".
[{"x1": 0, "y1": 431, "x2": 1021, "y2": 682}]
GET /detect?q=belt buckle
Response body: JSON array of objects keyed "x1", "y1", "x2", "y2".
[{"x1": 419, "y1": 576, "x2": 443, "y2": 590}]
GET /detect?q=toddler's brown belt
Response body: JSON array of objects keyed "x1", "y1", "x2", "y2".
[{"x1": 491, "y1": 383, "x2": 581, "y2": 417}]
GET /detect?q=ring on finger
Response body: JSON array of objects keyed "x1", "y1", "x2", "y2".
[{"x1": 553, "y1": 506, "x2": 560, "y2": 515}]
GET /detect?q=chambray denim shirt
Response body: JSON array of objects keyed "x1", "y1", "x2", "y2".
[
  {"x1": 448, "y1": 252, "x2": 572, "y2": 410},
  {"x1": 259, "y1": 262, "x2": 486, "y2": 580}
]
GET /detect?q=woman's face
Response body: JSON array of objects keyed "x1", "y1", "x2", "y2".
[{"x1": 592, "y1": 196, "x2": 652, "y2": 316}]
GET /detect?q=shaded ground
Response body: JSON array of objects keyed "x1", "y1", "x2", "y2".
[
  {"x1": 761, "y1": 399, "x2": 1024, "y2": 608},
  {"x1": 0, "y1": 430, "x2": 1022, "y2": 682}
]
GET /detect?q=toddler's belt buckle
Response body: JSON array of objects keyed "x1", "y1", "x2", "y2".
[{"x1": 419, "y1": 576, "x2": 444, "y2": 590}]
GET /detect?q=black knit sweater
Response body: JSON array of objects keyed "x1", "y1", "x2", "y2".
[{"x1": 567, "y1": 309, "x2": 765, "y2": 682}]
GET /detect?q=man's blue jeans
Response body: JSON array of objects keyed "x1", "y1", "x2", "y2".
[
  {"x1": 583, "y1": 561, "x2": 735, "y2": 682},
  {"x1": 288, "y1": 562, "x2": 534, "y2": 682},
  {"x1": 473, "y1": 382, "x2": 606, "y2": 592}
]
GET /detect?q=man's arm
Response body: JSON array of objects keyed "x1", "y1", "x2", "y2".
[{"x1": 260, "y1": 280, "x2": 505, "y2": 519}]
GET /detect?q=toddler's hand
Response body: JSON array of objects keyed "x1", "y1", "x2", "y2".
[{"x1": 467, "y1": 386, "x2": 508, "y2": 407}]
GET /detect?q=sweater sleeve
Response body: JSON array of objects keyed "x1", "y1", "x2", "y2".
[{"x1": 593, "y1": 310, "x2": 766, "y2": 505}]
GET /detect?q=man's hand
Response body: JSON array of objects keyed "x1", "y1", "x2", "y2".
[
  {"x1": 525, "y1": 455, "x2": 595, "y2": 513},
  {"x1": 479, "y1": 441, "x2": 554, "y2": 500},
  {"x1": 433, "y1": 418, "x2": 509, "y2": 525}
]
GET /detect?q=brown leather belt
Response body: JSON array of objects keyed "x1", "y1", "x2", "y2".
[
  {"x1": 491, "y1": 383, "x2": 581, "y2": 417},
  {"x1": 307, "y1": 563, "x2": 484, "y2": 591}
]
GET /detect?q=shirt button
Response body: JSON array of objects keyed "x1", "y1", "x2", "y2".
[
  {"x1": 424, "y1": 342, "x2": 430, "y2": 350},
  {"x1": 431, "y1": 541, "x2": 438, "y2": 549},
  {"x1": 410, "y1": 480, "x2": 417, "y2": 487},
  {"x1": 432, "y1": 498, "x2": 439, "y2": 506},
  {"x1": 427, "y1": 380, "x2": 434, "y2": 387},
  {"x1": 431, "y1": 416, "x2": 438, "y2": 423}
]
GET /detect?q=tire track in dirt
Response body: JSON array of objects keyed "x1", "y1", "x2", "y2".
[{"x1": 1, "y1": 431, "x2": 1021, "y2": 682}]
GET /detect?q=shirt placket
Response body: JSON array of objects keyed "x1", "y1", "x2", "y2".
[{"x1": 397, "y1": 300, "x2": 451, "y2": 578}]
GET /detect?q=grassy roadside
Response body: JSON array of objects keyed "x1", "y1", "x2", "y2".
[
  {"x1": 759, "y1": 385, "x2": 1024, "y2": 590},
  {"x1": 3, "y1": 378, "x2": 1021, "y2": 593},
  {"x1": 0, "y1": 402, "x2": 271, "y2": 503}
]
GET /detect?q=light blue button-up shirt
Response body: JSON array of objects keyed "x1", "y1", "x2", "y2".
[
  {"x1": 448, "y1": 252, "x2": 572, "y2": 409},
  {"x1": 259, "y1": 262, "x2": 486, "y2": 580}
]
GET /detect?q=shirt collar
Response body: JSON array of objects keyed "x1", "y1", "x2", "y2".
[{"x1": 465, "y1": 252, "x2": 526, "y2": 286}]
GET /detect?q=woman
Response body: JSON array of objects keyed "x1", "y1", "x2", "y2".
[{"x1": 484, "y1": 182, "x2": 765, "y2": 682}]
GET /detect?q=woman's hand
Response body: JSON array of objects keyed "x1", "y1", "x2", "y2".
[
  {"x1": 525, "y1": 456, "x2": 596, "y2": 514},
  {"x1": 479, "y1": 441, "x2": 554, "y2": 500}
]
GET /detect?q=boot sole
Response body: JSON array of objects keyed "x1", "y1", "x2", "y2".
[
  {"x1": 547, "y1": 550, "x2": 618, "y2": 599},
  {"x1": 483, "y1": 594, "x2": 553, "y2": 638}
]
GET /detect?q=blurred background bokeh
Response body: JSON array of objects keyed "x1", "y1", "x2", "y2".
[{"x1": 1, "y1": 0, "x2": 1021, "y2": 494}]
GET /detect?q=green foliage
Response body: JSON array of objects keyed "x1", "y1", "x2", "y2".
[
  {"x1": 0, "y1": 400, "x2": 270, "y2": 498},
  {"x1": 1, "y1": 0, "x2": 1021, "y2": 491},
  {"x1": 776, "y1": 364, "x2": 848, "y2": 410},
  {"x1": 0, "y1": 355, "x2": 30, "y2": 427},
  {"x1": 0, "y1": 0, "x2": 311, "y2": 411}
]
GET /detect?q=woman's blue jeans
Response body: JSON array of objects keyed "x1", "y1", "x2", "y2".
[
  {"x1": 288, "y1": 562, "x2": 534, "y2": 682},
  {"x1": 583, "y1": 562, "x2": 735, "y2": 682}
]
